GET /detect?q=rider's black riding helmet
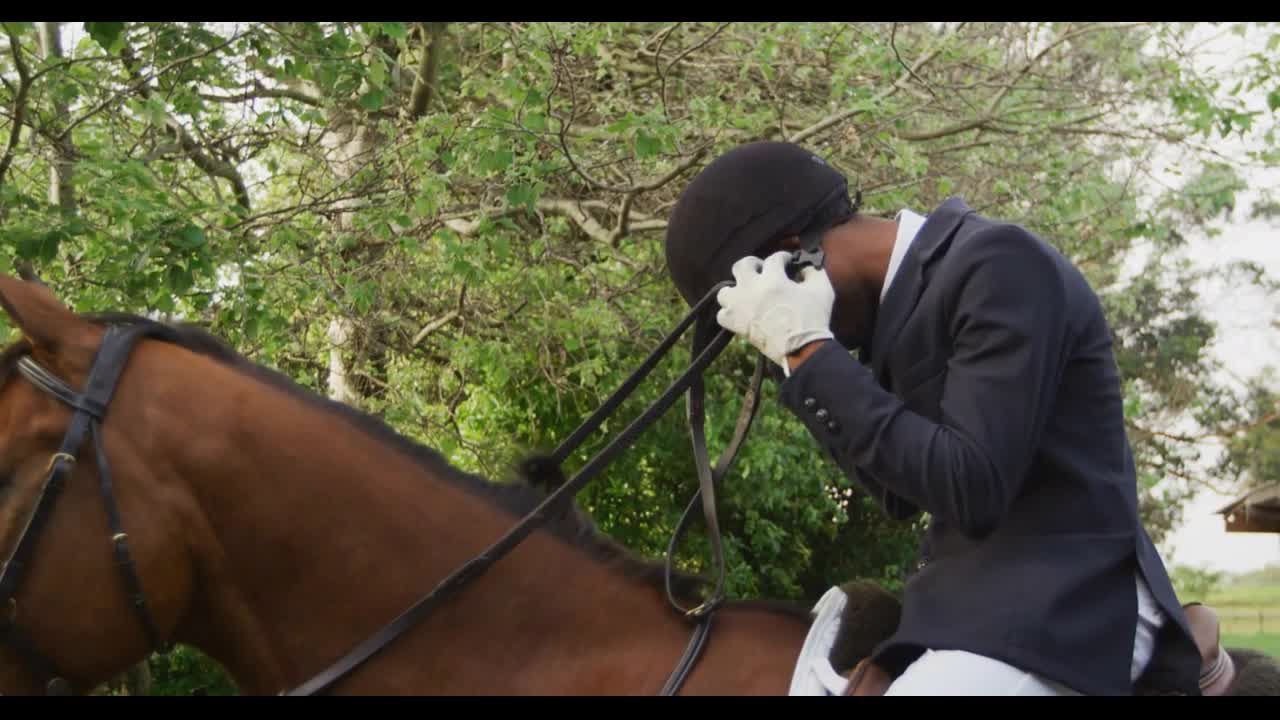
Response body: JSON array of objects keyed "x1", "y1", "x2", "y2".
[{"x1": 664, "y1": 141, "x2": 860, "y2": 308}]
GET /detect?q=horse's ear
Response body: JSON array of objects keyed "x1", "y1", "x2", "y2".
[{"x1": 0, "y1": 272, "x2": 84, "y2": 355}]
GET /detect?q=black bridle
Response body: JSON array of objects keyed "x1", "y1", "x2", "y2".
[
  {"x1": 0, "y1": 248, "x2": 823, "y2": 697},
  {"x1": 0, "y1": 324, "x2": 173, "y2": 695}
]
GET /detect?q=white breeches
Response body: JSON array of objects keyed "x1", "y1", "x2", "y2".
[{"x1": 884, "y1": 649, "x2": 1083, "y2": 696}]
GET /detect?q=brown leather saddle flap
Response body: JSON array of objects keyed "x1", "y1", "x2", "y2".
[{"x1": 844, "y1": 657, "x2": 894, "y2": 696}]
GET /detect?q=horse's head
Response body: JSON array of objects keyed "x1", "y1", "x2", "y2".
[{"x1": 0, "y1": 274, "x2": 191, "y2": 695}]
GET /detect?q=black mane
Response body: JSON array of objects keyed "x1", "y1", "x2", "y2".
[{"x1": 31, "y1": 312, "x2": 714, "y2": 605}]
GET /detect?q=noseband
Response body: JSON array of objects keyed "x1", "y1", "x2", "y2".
[{"x1": 0, "y1": 324, "x2": 171, "y2": 695}]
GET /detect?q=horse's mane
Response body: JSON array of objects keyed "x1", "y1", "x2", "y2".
[{"x1": 0, "y1": 311, "x2": 713, "y2": 606}]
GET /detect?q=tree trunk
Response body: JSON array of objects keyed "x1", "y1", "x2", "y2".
[{"x1": 35, "y1": 22, "x2": 75, "y2": 214}]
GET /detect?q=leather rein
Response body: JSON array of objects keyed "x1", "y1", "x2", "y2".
[
  {"x1": 0, "y1": 248, "x2": 823, "y2": 696},
  {"x1": 281, "y1": 279, "x2": 763, "y2": 696}
]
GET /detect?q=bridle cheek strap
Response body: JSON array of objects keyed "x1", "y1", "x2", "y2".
[{"x1": 0, "y1": 324, "x2": 172, "y2": 694}]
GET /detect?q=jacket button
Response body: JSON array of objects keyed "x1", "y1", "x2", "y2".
[
  {"x1": 826, "y1": 420, "x2": 840, "y2": 433},
  {"x1": 803, "y1": 397, "x2": 817, "y2": 411},
  {"x1": 816, "y1": 408, "x2": 829, "y2": 421}
]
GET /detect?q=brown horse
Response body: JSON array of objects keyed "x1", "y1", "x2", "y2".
[{"x1": 0, "y1": 272, "x2": 817, "y2": 695}]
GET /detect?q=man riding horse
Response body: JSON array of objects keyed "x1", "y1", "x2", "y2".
[{"x1": 662, "y1": 141, "x2": 1206, "y2": 696}]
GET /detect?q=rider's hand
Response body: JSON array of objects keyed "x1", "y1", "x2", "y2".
[{"x1": 715, "y1": 251, "x2": 835, "y2": 375}]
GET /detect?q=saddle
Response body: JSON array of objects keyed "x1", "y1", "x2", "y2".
[{"x1": 844, "y1": 657, "x2": 895, "y2": 696}]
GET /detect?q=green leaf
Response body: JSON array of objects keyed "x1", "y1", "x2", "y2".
[
  {"x1": 171, "y1": 224, "x2": 207, "y2": 250},
  {"x1": 413, "y1": 193, "x2": 438, "y2": 218},
  {"x1": 13, "y1": 228, "x2": 64, "y2": 263},
  {"x1": 480, "y1": 148, "x2": 514, "y2": 174},
  {"x1": 606, "y1": 114, "x2": 636, "y2": 134},
  {"x1": 506, "y1": 183, "x2": 537, "y2": 213},
  {"x1": 145, "y1": 95, "x2": 170, "y2": 126},
  {"x1": 634, "y1": 132, "x2": 661, "y2": 158},
  {"x1": 358, "y1": 88, "x2": 386, "y2": 111},
  {"x1": 1269, "y1": 88, "x2": 1280, "y2": 113},
  {"x1": 166, "y1": 265, "x2": 194, "y2": 294},
  {"x1": 84, "y1": 22, "x2": 125, "y2": 53},
  {"x1": 369, "y1": 59, "x2": 387, "y2": 89},
  {"x1": 381, "y1": 22, "x2": 408, "y2": 40}
]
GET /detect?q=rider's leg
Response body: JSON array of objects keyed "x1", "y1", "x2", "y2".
[{"x1": 883, "y1": 649, "x2": 1082, "y2": 696}]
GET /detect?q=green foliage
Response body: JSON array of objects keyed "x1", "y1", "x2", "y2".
[
  {"x1": 145, "y1": 647, "x2": 238, "y2": 696},
  {"x1": 84, "y1": 22, "x2": 125, "y2": 54},
  {"x1": 1170, "y1": 564, "x2": 1226, "y2": 602}
]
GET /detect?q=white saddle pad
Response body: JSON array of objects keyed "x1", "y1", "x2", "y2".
[{"x1": 788, "y1": 585, "x2": 851, "y2": 696}]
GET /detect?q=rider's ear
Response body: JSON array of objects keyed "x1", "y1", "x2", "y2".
[{"x1": 0, "y1": 272, "x2": 85, "y2": 357}]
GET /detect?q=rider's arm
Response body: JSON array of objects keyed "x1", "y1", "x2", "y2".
[{"x1": 778, "y1": 226, "x2": 1073, "y2": 539}]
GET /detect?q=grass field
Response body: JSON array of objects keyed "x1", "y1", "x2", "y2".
[
  {"x1": 1206, "y1": 567, "x2": 1280, "y2": 659},
  {"x1": 1223, "y1": 633, "x2": 1280, "y2": 657},
  {"x1": 1208, "y1": 583, "x2": 1280, "y2": 609}
]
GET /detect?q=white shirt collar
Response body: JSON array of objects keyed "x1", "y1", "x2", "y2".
[{"x1": 881, "y1": 208, "x2": 928, "y2": 303}]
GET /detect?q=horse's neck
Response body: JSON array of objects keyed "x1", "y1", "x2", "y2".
[{"x1": 146, "y1": 348, "x2": 699, "y2": 694}]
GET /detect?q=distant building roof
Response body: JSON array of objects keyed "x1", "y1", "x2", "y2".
[{"x1": 1217, "y1": 483, "x2": 1280, "y2": 533}]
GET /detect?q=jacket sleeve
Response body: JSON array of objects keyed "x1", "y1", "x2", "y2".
[{"x1": 778, "y1": 226, "x2": 1073, "y2": 538}]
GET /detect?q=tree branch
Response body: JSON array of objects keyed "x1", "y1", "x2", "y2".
[
  {"x1": 985, "y1": 22, "x2": 1148, "y2": 116},
  {"x1": 657, "y1": 22, "x2": 731, "y2": 118},
  {"x1": 442, "y1": 197, "x2": 667, "y2": 247},
  {"x1": 118, "y1": 40, "x2": 251, "y2": 211},
  {"x1": 790, "y1": 21, "x2": 966, "y2": 144},
  {"x1": 547, "y1": 40, "x2": 710, "y2": 195},
  {"x1": 537, "y1": 198, "x2": 612, "y2": 243},
  {"x1": 60, "y1": 30, "x2": 244, "y2": 141},
  {"x1": 895, "y1": 114, "x2": 993, "y2": 142},
  {"x1": 407, "y1": 22, "x2": 447, "y2": 120},
  {"x1": 890, "y1": 22, "x2": 941, "y2": 103},
  {"x1": 611, "y1": 191, "x2": 635, "y2": 246},
  {"x1": 199, "y1": 80, "x2": 323, "y2": 107},
  {"x1": 411, "y1": 310, "x2": 460, "y2": 347},
  {"x1": 0, "y1": 25, "x2": 33, "y2": 194},
  {"x1": 1131, "y1": 410, "x2": 1280, "y2": 446}
]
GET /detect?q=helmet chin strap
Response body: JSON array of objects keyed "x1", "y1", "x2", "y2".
[
  {"x1": 785, "y1": 224, "x2": 827, "y2": 281},
  {"x1": 783, "y1": 185, "x2": 860, "y2": 281}
]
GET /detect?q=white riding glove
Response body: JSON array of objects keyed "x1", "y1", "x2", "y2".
[{"x1": 715, "y1": 251, "x2": 835, "y2": 376}]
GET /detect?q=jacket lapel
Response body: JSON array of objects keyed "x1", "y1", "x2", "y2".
[{"x1": 869, "y1": 197, "x2": 976, "y2": 383}]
